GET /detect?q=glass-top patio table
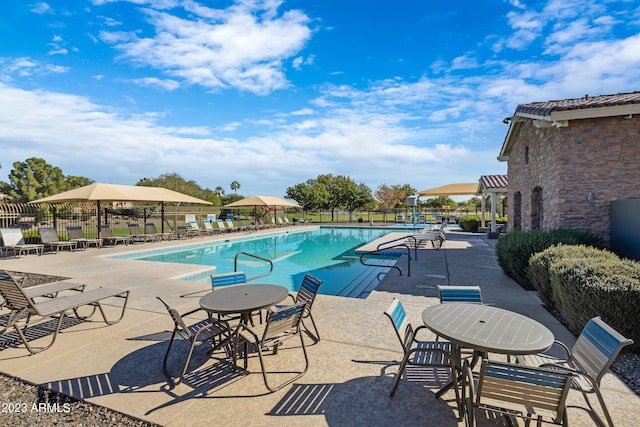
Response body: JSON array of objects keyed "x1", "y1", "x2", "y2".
[
  {"x1": 199, "y1": 284, "x2": 289, "y2": 325},
  {"x1": 422, "y1": 302, "x2": 555, "y2": 397}
]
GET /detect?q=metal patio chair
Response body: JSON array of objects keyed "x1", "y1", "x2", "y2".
[
  {"x1": 0, "y1": 274, "x2": 129, "y2": 354},
  {"x1": 233, "y1": 302, "x2": 308, "y2": 392},
  {"x1": 517, "y1": 316, "x2": 633, "y2": 427},
  {"x1": 384, "y1": 298, "x2": 461, "y2": 417},
  {"x1": 277, "y1": 274, "x2": 324, "y2": 342},
  {"x1": 462, "y1": 359, "x2": 575, "y2": 426},
  {"x1": 156, "y1": 297, "x2": 230, "y2": 386}
]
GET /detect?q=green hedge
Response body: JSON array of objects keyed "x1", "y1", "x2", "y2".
[
  {"x1": 549, "y1": 256, "x2": 640, "y2": 352},
  {"x1": 528, "y1": 244, "x2": 618, "y2": 308},
  {"x1": 459, "y1": 215, "x2": 480, "y2": 232},
  {"x1": 495, "y1": 228, "x2": 604, "y2": 289}
]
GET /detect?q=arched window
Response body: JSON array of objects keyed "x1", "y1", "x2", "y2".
[
  {"x1": 513, "y1": 192, "x2": 521, "y2": 229},
  {"x1": 531, "y1": 187, "x2": 543, "y2": 230}
]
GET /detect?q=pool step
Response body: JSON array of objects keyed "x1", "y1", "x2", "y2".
[{"x1": 337, "y1": 258, "x2": 396, "y2": 298}]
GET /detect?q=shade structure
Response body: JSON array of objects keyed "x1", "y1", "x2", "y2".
[
  {"x1": 29, "y1": 183, "x2": 212, "y2": 237},
  {"x1": 29, "y1": 183, "x2": 212, "y2": 204},
  {"x1": 223, "y1": 195, "x2": 300, "y2": 208},
  {"x1": 417, "y1": 183, "x2": 479, "y2": 197}
]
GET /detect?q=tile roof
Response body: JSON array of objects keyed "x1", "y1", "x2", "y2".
[
  {"x1": 480, "y1": 175, "x2": 508, "y2": 190},
  {"x1": 515, "y1": 91, "x2": 640, "y2": 117}
]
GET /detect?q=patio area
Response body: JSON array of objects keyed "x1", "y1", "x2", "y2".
[{"x1": 1, "y1": 226, "x2": 639, "y2": 426}]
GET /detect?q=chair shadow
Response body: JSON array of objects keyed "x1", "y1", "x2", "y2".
[
  {"x1": 0, "y1": 316, "x2": 85, "y2": 353},
  {"x1": 42, "y1": 337, "x2": 245, "y2": 405}
]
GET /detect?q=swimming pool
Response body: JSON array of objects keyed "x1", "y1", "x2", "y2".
[{"x1": 113, "y1": 227, "x2": 400, "y2": 298}]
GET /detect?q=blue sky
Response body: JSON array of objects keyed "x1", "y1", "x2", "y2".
[{"x1": 1, "y1": 0, "x2": 639, "y2": 199}]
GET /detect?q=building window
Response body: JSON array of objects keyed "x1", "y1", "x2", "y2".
[
  {"x1": 513, "y1": 192, "x2": 521, "y2": 229},
  {"x1": 531, "y1": 186, "x2": 543, "y2": 230},
  {"x1": 524, "y1": 146, "x2": 529, "y2": 165}
]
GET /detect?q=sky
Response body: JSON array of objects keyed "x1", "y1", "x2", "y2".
[{"x1": 1, "y1": 0, "x2": 640, "y2": 200}]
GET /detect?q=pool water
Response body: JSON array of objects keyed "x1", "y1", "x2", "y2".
[{"x1": 116, "y1": 227, "x2": 399, "y2": 298}]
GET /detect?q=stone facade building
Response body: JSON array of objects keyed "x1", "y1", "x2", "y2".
[{"x1": 498, "y1": 91, "x2": 640, "y2": 247}]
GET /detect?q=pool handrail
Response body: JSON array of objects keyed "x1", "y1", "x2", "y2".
[
  {"x1": 359, "y1": 235, "x2": 414, "y2": 276},
  {"x1": 234, "y1": 251, "x2": 274, "y2": 282}
]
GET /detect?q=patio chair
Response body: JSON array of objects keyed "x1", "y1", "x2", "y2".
[
  {"x1": 100, "y1": 225, "x2": 132, "y2": 246},
  {"x1": 202, "y1": 220, "x2": 219, "y2": 235},
  {"x1": 0, "y1": 228, "x2": 44, "y2": 258},
  {"x1": 210, "y1": 271, "x2": 253, "y2": 322},
  {"x1": 384, "y1": 298, "x2": 460, "y2": 415},
  {"x1": 516, "y1": 316, "x2": 633, "y2": 427},
  {"x1": 145, "y1": 223, "x2": 174, "y2": 241},
  {"x1": 277, "y1": 274, "x2": 324, "y2": 342},
  {"x1": 225, "y1": 219, "x2": 242, "y2": 232},
  {"x1": 0, "y1": 274, "x2": 129, "y2": 354},
  {"x1": 233, "y1": 302, "x2": 308, "y2": 392},
  {"x1": 38, "y1": 227, "x2": 77, "y2": 253},
  {"x1": 438, "y1": 285, "x2": 483, "y2": 304},
  {"x1": 127, "y1": 223, "x2": 155, "y2": 243},
  {"x1": 215, "y1": 220, "x2": 228, "y2": 233},
  {"x1": 156, "y1": 297, "x2": 230, "y2": 386},
  {"x1": 66, "y1": 226, "x2": 103, "y2": 249},
  {"x1": 187, "y1": 221, "x2": 206, "y2": 237},
  {"x1": 0, "y1": 271, "x2": 85, "y2": 332},
  {"x1": 462, "y1": 359, "x2": 574, "y2": 427}
]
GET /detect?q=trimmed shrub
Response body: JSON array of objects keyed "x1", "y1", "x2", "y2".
[
  {"x1": 496, "y1": 228, "x2": 604, "y2": 289},
  {"x1": 549, "y1": 257, "x2": 640, "y2": 352},
  {"x1": 459, "y1": 215, "x2": 481, "y2": 232},
  {"x1": 528, "y1": 244, "x2": 618, "y2": 308}
]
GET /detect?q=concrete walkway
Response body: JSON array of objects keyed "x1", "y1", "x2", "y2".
[{"x1": 0, "y1": 226, "x2": 638, "y2": 426}]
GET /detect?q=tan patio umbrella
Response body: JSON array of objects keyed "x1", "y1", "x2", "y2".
[
  {"x1": 417, "y1": 183, "x2": 479, "y2": 196},
  {"x1": 224, "y1": 195, "x2": 300, "y2": 223},
  {"x1": 30, "y1": 183, "x2": 212, "y2": 237}
]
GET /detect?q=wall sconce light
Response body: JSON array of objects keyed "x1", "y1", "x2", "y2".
[{"x1": 587, "y1": 192, "x2": 594, "y2": 202}]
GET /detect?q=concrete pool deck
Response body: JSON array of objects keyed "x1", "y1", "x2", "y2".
[{"x1": 1, "y1": 225, "x2": 639, "y2": 426}]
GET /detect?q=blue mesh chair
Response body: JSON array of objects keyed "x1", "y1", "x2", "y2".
[
  {"x1": 517, "y1": 316, "x2": 633, "y2": 427},
  {"x1": 438, "y1": 285, "x2": 483, "y2": 304},
  {"x1": 384, "y1": 298, "x2": 461, "y2": 417}
]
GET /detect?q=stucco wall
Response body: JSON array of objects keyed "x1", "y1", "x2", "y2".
[{"x1": 506, "y1": 115, "x2": 640, "y2": 247}]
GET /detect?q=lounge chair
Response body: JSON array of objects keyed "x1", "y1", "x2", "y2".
[
  {"x1": 276, "y1": 274, "x2": 324, "y2": 342},
  {"x1": 145, "y1": 223, "x2": 174, "y2": 241},
  {"x1": 187, "y1": 221, "x2": 206, "y2": 237},
  {"x1": 233, "y1": 302, "x2": 308, "y2": 392},
  {"x1": 100, "y1": 225, "x2": 133, "y2": 246},
  {"x1": 384, "y1": 297, "x2": 460, "y2": 415},
  {"x1": 38, "y1": 227, "x2": 77, "y2": 253},
  {"x1": 215, "y1": 220, "x2": 228, "y2": 233},
  {"x1": 127, "y1": 223, "x2": 155, "y2": 243},
  {"x1": 66, "y1": 226, "x2": 103, "y2": 249},
  {"x1": 202, "y1": 220, "x2": 219, "y2": 235},
  {"x1": 516, "y1": 316, "x2": 633, "y2": 427},
  {"x1": 156, "y1": 297, "x2": 230, "y2": 386},
  {"x1": 462, "y1": 359, "x2": 574, "y2": 426},
  {"x1": 225, "y1": 219, "x2": 241, "y2": 232},
  {"x1": 0, "y1": 228, "x2": 44, "y2": 258},
  {"x1": 0, "y1": 271, "x2": 85, "y2": 332},
  {"x1": 0, "y1": 272, "x2": 129, "y2": 354}
]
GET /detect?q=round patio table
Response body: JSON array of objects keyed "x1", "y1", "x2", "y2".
[
  {"x1": 422, "y1": 303, "x2": 554, "y2": 356},
  {"x1": 422, "y1": 302, "x2": 555, "y2": 398},
  {"x1": 199, "y1": 284, "x2": 289, "y2": 324}
]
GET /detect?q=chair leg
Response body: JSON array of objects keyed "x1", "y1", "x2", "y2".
[
  {"x1": 162, "y1": 330, "x2": 182, "y2": 384},
  {"x1": 584, "y1": 387, "x2": 615, "y2": 427},
  {"x1": 15, "y1": 312, "x2": 65, "y2": 355},
  {"x1": 258, "y1": 332, "x2": 309, "y2": 393},
  {"x1": 301, "y1": 312, "x2": 320, "y2": 342},
  {"x1": 389, "y1": 349, "x2": 412, "y2": 397},
  {"x1": 94, "y1": 291, "x2": 129, "y2": 325}
]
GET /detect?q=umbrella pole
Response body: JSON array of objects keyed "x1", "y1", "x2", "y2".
[
  {"x1": 161, "y1": 202, "x2": 165, "y2": 233},
  {"x1": 97, "y1": 200, "x2": 101, "y2": 239}
]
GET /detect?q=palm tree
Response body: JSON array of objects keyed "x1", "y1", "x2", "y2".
[
  {"x1": 230, "y1": 180, "x2": 241, "y2": 194},
  {"x1": 215, "y1": 186, "x2": 225, "y2": 197}
]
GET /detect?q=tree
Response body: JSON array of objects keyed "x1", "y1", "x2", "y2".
[
  {"x1": 230, "y1": 180, "x2": 241, "y2": 194},
  {"x1": 375, "y1": 184, "x2": 409, "y2": 221},
  {"x1": 2, "y1": 157, "x2": 93, "y2": 203},
  {"x1": 214, "y1": 186, "x2": 225, "y2": 197},
  {"x1": 136, "y1": 173, "x2": 221, "y2": 205},
  {"x1": 287, "y1": 174, "x2": 371, "y2": 221}
]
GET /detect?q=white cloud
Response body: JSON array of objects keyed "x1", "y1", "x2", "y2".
[
  {"x1": 30, "y1": 2, "x2": 53, "y2": 15},
  {"x1": 128, "y1": 77, "x2": 180, "y2": 90},
  {"x1": 99, "y1": 1, "x2": 312, "y2": 95},
  {"x1": 0, "y1": 57, "x2": 70, "y2": 78}
]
